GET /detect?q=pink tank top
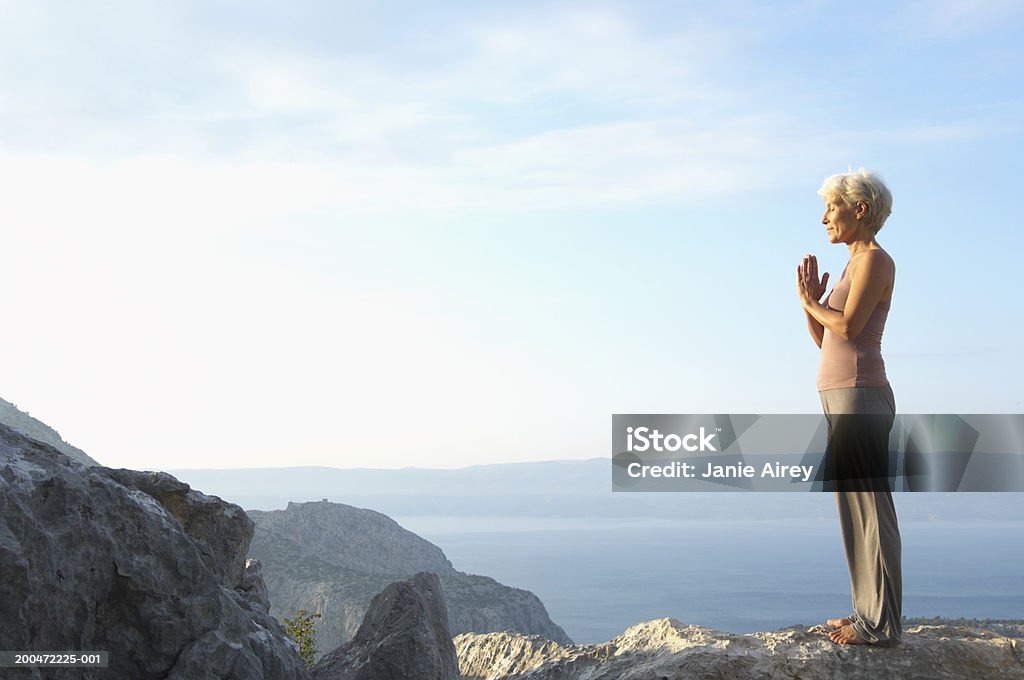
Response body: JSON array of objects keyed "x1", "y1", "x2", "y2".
[{"x1": 816, "y1": 262, "x2": 891, "y2": 391}]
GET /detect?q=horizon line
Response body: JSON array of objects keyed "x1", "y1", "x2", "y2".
[{"x1": 160, "y1": 456, "x2": 612, "y2": 473}]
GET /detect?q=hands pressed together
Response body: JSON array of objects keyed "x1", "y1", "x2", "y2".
[{"x1": 796, "y1": 254, "x2": 830, "y2": 307}]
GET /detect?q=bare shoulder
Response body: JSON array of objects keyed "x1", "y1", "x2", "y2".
[
  {"x1": 851, "y1": 248, "x2": 895, "y2": 274},
  {"x1": 850, "y1": 248, "x2": 895, "y2": 302}
]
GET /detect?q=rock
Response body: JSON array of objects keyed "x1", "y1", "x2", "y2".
[
  {"x1": 438, "y1": 573, "x2": 569, "y2": 647},
  {"x1": 0, "y1": 396, "x2": 98, "y2": 466},
  {"x1": 101, "y1": 468, "x2": 253, "y2": 590},
  {"x1": 239, "y1": 558, "x2": 273, "y2": 614},
  {"x1": 311, "y1": 571, "x2": 460, "y2": 680},
  {"x1": 0, "y1": 422, "x2": 309, "y2": 679},
  {"x1": 456, "y1": 630, "x2": 573, "y2": 678},
  {"x1": 455, "y1": 618, "x2": 1024, "y2": 680},
  {"x1": 248, "y1": 501, "x2": 572, "y2": 657}
]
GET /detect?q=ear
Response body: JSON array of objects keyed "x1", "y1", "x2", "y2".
[{"x1": 855, "y1": 201, "x2": 869, "y2": 220}]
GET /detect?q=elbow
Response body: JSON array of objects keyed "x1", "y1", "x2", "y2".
[{"x1": 835, "y1": 322, "x2": 863, "y2": 341}]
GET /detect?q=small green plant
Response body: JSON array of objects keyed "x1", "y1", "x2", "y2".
[{"x1": 282, "y1": 609, "x2": 321, "y2": 667}]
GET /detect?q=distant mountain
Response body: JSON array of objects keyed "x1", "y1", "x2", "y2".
[
  {"x1": 169, "y1": 459, "x2": 827, "y2": 519},
  {"x1": 168, "y1": 460, "x2": 1024, "y2": 522},
  {"x1": 169, "y1": 459, "x2": 611, "y2": 513},
  {"x1": 0, "y1": 396, "x2": 98, "y2": 466},
  {"x1": 250, "y1": 500, "x2": 456, "y2": 577},
  {"x1": 247, "y1": 500, "x2": 573, "y2": 660}
]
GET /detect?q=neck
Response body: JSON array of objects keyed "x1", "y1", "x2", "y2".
[{"x1": 846, "y1": 230, "x2": 878, "y2": 256}]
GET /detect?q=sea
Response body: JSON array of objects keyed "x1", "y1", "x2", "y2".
[{"x1": 392, "y1": 515, "x2": 1024, "y2": 644}]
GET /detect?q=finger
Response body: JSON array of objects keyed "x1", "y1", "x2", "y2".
[
  {"x1": 809, "y1": 256, "x2": 818, "y2": 280},
  {"x1": 821, "y1": 272, "x2": 829, "y2": 289}
]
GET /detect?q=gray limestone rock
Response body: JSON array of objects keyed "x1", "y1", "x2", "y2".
[
  {"x1": 311, "y1": 572, "x2": 460, "y2": 680},
  {"x1": 0, "y1": 422, "x2": 308, "y2": 679},
  {"x1": 455, "y1": 618, "x2": 1024, "y2": 680},
  {"x1": 100, "y1": 467, "x2": 252, "y2": 590}
]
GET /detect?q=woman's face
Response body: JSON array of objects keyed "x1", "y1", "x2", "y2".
[{"x1": 821, "y1": 194, "x2": 863, "y2": 244}]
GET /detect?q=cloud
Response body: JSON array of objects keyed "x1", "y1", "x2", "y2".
[
  {"x1": 0, "y1": 3, "x2": 1011, "y2": 216},
  {"x1": 451, "y1": 115, "x2": 847, "y2": 206},
  {"x1": 452, "y1": 10, "x2": 744, "y2": 108},
  {"x1": 893, "y1": 0, "x2": 1024, "y2": 38}
]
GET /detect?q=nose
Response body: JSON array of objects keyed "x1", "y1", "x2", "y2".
[{"x1": 821, "y1": 211, "x2": 828, "y2": 225}]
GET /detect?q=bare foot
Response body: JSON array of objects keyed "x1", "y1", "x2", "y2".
[
  {"x1": 828, "y1": 623, "x2": 868, "y2": 645},
  {"x1": 826, "y1": 617, "x2": 852, "y2": 628}
]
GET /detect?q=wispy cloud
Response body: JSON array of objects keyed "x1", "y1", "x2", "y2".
[
  {"x1": 1, "y1": 4, "x2": 1009, "y2": 215},
  {"x1": 452, "y1": 115, "x2": 848, "y2": 206},
  {"x1": 892, "y1": 0, "x2": 1024, "y2": 38}
]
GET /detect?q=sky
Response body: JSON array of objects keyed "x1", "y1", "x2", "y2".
[{"x1": 1, "y1": 0, "x2": 1022, "y2": 470}]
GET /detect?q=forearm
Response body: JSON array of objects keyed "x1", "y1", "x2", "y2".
[
  {"x1": 802, "y1": 298, "x2": 850, "y2": 339},
  {"x1": 805, "y1": 309, "x2": 825, "y2": 348}
]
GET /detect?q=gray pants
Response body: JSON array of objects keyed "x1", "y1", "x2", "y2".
[{"x1": 819, "y1": 385, "x2": 902, "y2": 645}]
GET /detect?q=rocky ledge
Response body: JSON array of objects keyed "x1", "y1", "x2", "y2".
[{"x1": 455, "y1": 617, "x2": 1024, "y2": 680}]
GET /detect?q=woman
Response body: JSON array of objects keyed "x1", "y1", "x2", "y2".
[{"x1": 796, "y1": 168, "x2": 901, "y2": 646}]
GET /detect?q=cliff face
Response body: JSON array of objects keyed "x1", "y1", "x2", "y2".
[
  {"x1": 248, "y1": 501, "x2": 573, "y2": 659},
  {"x1": 0, "y1": 422, "x2": 308, "y2": 679},
  {"x1": 455, "y1": 618, "x2": 1024, "y2": 680}
]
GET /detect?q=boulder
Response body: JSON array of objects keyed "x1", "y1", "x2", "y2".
[
  {"x1": 0, "y1": 422, "x2": 308, "y2": 679},
  {"x1": 311, "y1": 571, "x2": 460, "y2": 680}
]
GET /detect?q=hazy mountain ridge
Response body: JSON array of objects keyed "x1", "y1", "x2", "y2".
[
  {"x1": 169, "y1": 460, "x2": 1024, "y2": 522},
  {"x1": 247, "y1": 500, "x2": 573, "y2": 660}
]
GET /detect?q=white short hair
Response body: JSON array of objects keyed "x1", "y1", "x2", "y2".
[{"x1": 817, "y1": 168, "x2": 893, "y2": 234}]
